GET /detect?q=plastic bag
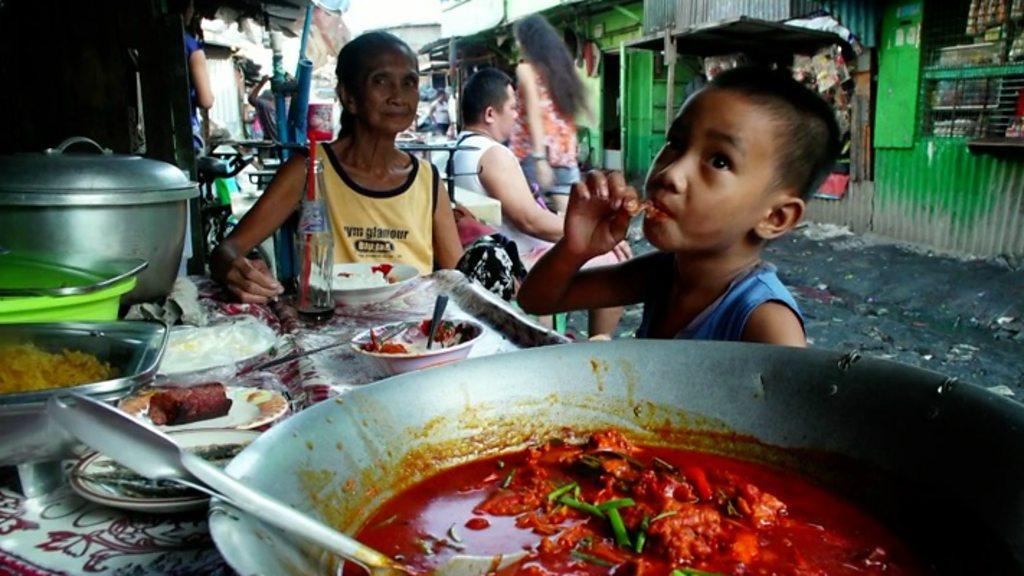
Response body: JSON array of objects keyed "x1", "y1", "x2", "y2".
[{"x1": 156, "y1": 317, "x2": 279, "y2": 386}]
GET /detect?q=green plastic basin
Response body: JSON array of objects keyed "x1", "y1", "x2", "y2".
[{"x1": 0, "y1": 257, "x2": 138, "y2": 323}]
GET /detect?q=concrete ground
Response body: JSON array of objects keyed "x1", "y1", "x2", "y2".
[{"x1": 567, "y1": 223, "x2": 1024, "y2": 398}]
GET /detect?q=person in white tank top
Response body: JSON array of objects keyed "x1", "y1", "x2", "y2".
[
  {"x1": 453, "y1": 69, "x2": 628, "y2": 338},
  {"x1": 453, "y1": 70, "x2": 563, "y2": 256}
]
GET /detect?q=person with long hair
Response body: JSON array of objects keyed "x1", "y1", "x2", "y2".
[
  {"x1": 211, "y1": 32, "x2": 463, "y2": 303},
  {"x1": 510, "y1": 14, "x2": 587, "y2": 216},
  {"x1": 508, "y1": 15, "x2": 626, "y2": 339}
]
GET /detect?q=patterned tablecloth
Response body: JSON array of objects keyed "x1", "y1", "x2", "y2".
[{"x1": 0, "y1": 272, "x2": 566, "y2": 576}]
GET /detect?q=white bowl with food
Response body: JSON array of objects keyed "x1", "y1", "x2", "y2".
[
  {"x1": 350, "y1": 318, "x2": 484, "y2": 375},
  {"x1": 332, "y1": 262, "x2": 419, "y2": 306}
]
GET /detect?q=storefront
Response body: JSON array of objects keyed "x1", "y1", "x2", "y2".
[{"x1": 871, "y1": 0, "x2": 1024, "y2": 257}]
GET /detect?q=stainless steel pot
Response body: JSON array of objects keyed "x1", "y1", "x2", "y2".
[
  {"x1": 0, "y1": 137, "x2": 198, "y2": 303},
  {"x1": 208, "y1": 341, "x2": 1024, "y2": 574},
  {"x1": 0, "y1": 321, "x2": 167, "y2": 496}
]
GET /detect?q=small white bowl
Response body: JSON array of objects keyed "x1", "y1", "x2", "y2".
[
  {"x1": 331, "y1": 262, "x2": 419, "y2": 306},
  {"x1": 350, "y1": 318, "x2": 484, "y2": 375}
]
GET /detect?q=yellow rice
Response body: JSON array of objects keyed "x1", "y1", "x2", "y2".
[{"x1": 0, "y1": 343, "x2": 117, "y2": 394}]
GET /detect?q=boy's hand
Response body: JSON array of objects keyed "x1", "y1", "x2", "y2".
[{"x1": 563, "y1": 171, "x2": 638, "y2": 259}]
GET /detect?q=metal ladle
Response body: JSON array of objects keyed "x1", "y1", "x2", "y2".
[{"x1": 46, "y1": 394, "x2": 524, "y2": 576}]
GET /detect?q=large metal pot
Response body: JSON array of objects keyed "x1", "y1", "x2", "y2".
[
  {"x1": 208, "y1": 341, "x2": 1024, "y2": 574},
  {"x1": 0, "y1": 138, "x2": 198, "y2": 303}
]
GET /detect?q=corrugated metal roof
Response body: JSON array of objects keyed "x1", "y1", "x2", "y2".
[{"x1": 819, "y1": 0, "x2": 880, "y2": 48}]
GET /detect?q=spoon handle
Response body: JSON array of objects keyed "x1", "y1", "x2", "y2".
[
  {"x1": 181, "y1": 453, "x2": 402, "y2": 573},
  {"x1": 426, "y1": 294, "x2": 449, "y2": 350}
]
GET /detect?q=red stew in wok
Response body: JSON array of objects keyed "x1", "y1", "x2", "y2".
[{"x1": 354, "y1": 430, "x2": 928, "y2": 575}]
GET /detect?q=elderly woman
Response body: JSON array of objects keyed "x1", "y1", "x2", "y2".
[{"x1": 212, "y1": 32, "x2": 462, "y2": 303}]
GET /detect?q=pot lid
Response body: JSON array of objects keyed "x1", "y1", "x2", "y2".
[{"x1": 0, "y1": 137, "x2": 197, "y2": 200}]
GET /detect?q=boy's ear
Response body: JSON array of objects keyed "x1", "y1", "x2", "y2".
[{"x1": 754, "y1": 192, "x2": 805, "y2": 240}]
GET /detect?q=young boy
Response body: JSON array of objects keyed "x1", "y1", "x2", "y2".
[{"x1": 518, "y1": 66, "x2": 840, "y2": 346}]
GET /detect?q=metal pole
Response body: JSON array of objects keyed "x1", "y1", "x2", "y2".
[{"x1": 664, "y1": 30, "x2": 677, "y2": 133}]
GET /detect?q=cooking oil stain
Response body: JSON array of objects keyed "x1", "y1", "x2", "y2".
[
  {"x1": 590, "y1": 357, "x2": 607, "y2": 392},
  {"x1": 618, "y1": 358, "x2": 638, "y2": 406}
]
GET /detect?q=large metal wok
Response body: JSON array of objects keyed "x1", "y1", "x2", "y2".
[{"x1": 209, "y1": 341, "x2": 1024, "y2": 574}]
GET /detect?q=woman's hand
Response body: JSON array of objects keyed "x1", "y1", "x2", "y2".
[
  {"x1": 563, "y1": 170, "x2": 638, "y2": 260},
  {"x1": 213, "y1": 243, "x2": 284, "y2": 304},
  {"x1": 225, "y1": 257, "x2": 283, "y2": 304}
]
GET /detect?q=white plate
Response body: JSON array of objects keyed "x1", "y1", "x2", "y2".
[
  {"x1": 118, "y1": 386, "x2": 289, "y2": 431},
  {"x1": 69, "y1": 429, "x2": 260, "y2": 514},
  {"x1": 158, "y1": 318, "x2": 278, "y2": 378},
  {"x1": 332, "y1": 262, "x2": 419, "y2": 305}
]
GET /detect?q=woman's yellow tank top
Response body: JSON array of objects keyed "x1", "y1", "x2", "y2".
[{"x1": 319, "y1": 146, "x2": 437, "y2": 274}]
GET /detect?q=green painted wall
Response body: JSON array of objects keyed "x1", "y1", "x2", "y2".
[
  {"x1": 875, "y1": 1, "x2": 923, "y2": 148},
  {"x1": 866, "y1": 0, "x2": 1024, "y2": 256},
  {"x1": 575, "y1": 2, "x2": 645, "y2": 169},
  {"x1": 590, "y1": 3, "x2": 644, "y2": 51},
  {"x1": 623, "y1": 50, "x2": 655, "y2": 178},
  {"x1": 622, "y1": 51, "x2": 695, "y2": 180},
  {"x1": 876, "y1": 138, "x2": 1010, "y2": 222}
]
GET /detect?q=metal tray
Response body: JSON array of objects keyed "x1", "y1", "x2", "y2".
[{"x1": 0, "y1": 321, "x2": 168, "y2": 484}]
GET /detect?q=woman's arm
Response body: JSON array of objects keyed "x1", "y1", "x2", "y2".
[
  {"x1": 478, "y1": 147, "x2": 563, "y2": 242},
  {"x1": 189, "y1": 49, "x2": 215, "y2": 110},
  {"x1": 432, "y1": 179, "x2": 463, "y2": 269},
  {"x1": 210, "y1": 155, "x2": 306, "y2": 301}
]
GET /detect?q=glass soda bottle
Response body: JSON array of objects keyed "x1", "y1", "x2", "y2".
[{"x1": 295, "y1": 159, "x2": 335, "y2": 319}]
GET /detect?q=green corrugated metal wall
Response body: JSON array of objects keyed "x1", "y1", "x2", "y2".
[
  {"x1": 622, "y1": 51, "x2": 694, "y2": 180},
  {"x1": 821, "y1": 0, "x2": 881, "y2": 47},
  {"x1": 874, "y1": 139, "x2": 1024, "y2": 255},
  {"x1": 865, "y1": 0, "x2": 1024, "y2": 256}
]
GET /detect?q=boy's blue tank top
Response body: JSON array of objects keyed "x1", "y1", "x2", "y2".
[{"x1": 636, "y1": 253, "x2": 804, "y2": 341}]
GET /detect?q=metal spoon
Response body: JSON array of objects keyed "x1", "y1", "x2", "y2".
[
  {"x1": 426, "y1": 294, "x2": 449, "y2": 350},
  {"x1": 46, "y1": 394, "x2": 526, "y2": 576}
]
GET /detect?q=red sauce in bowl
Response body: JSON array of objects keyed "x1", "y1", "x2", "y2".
[{"x1": 352, "y1": 430, "x2": 929, "y2": 575}]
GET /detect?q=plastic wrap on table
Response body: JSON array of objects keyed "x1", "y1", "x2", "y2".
[
  {"x1": 230, "y1": 370, "x2": 300, "y2": 418},
  {"x1": 155, "y1": 317, "x2": 281, "y2": 386},
  {"x1": 433, "y1": 270, "x2": 569, "y2": 348}
]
